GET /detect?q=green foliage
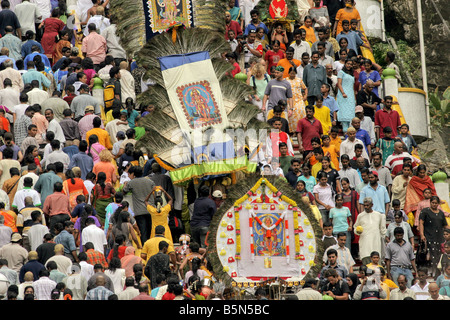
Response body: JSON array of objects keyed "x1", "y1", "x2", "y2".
[
  {"x1": 428, "y1": 86, "x2": 450, "y2": 131},
  {"x1": 371, "y1": 38, "x2": 421, "y2": 86}
]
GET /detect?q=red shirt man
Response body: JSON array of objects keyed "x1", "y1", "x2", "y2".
[
  {"x1": 225, "y1": 11, "x2": 242, "y2": 40},
  {"x1": 296, "y1": 105, "x2": 323, "y2": 155},
  {"x1": 374, "y1": 96, "x2": 401, "y2": 139}
]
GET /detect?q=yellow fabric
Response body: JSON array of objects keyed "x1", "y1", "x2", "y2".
[
  {"x1": 322, "y1": 144, "x2": 340, "y2": 171},
  {"x1": 86, "y1": 128, "x2": 113, "y2": 150},
  {"x1": 314, "y1": 105, "x2": 331, "y2": 135},
  {"x1": 285, "y1": 77, "x2": 307, "y2": 133},
  {"x1": 311, "y1": 161, "x2": 336, "y2": 178},
  {"x1": 299, "y1": 25, "x2": 317, "y2": 43},
  {"x1": 310, "y1": 205, "x2": 322, "y2": 223},
  {"x1": 330, "y1": 136, "x2": 342, "y2": 152},
  {"x1": 147, "y1": 203, "x2": 173, "y2": 243}
]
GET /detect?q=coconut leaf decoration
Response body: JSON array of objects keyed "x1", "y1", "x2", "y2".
[{"x1": 206, "y1": 174, "x2": 324, "y2": 287}]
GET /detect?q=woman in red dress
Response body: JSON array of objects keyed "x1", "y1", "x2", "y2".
[
  {"x1": 264, "y1": 40, "x2": 285, "y2": 72},
  {"x1": 38, "y1": 8, "x2": 66, "y2": 59}
]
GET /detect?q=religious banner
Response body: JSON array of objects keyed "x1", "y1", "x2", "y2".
[
  {"x1": 159, "y1": 51, "x2": 229, "y2": 132},
  {"x1": 143, "y1": 0, "x2": 194, "y2": 40}
]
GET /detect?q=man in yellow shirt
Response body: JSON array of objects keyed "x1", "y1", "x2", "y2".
[
  {"x1": 86, "y1": 116, "x2": 113, "y2": 150},
  {"x1": 140, "y1": 225, "x2": 177, "y2": 267}
]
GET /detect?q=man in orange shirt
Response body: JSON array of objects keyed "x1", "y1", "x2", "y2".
[
  {"x1": 86, "y1": 116, "x2": 113, "y2": 150},
  {"x1": 276, "y1": 46, "x2": 301, "y2": 78}
]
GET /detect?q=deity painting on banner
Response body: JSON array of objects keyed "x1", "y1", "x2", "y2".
[
  {"x1": 176, "y1": 81, "x2": 222, "y2": 129},
  {"x1": 149, "y1": 0, "x2": 193, "y2": 32}
]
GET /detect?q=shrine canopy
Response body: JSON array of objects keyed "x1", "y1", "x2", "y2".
[{"x1": 208, "y1": 175, "x2": 323, "y2": 285}]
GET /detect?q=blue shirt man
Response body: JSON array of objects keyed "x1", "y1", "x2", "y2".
[
  {"x1": 359, "y1": 172, "x2": 390, "y2": 214},
  {"x1": 21, "y1": 40, "x2": 45, "y2": 58},
  {"x1": 68, "y1": 149, "x2": 94, "y2": 180},
  {"x1": 336, "y1": 30, "x2": 363, "y2": 54},
  {"x1": 243, "y1": 9, "x2": 269, "y2": 37},
  {"x1": 23, "y1": 51, "x2": 51, "y2": 69}
]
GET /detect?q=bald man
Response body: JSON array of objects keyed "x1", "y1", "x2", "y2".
[{"x1": 428, "y1": 282, "x2": 450, "y2": 300}]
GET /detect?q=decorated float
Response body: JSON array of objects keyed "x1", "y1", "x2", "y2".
[{"x1": 207, "y1": 175, "x2": 323, "y2": 291}]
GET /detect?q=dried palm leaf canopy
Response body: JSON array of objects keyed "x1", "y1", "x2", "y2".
[{"x1": 110, "y1": 0, "x2": 267, "y2": 186}]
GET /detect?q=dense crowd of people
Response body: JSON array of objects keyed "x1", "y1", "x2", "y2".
[{"x1": 0, "y1": 0, "x2": 448, "y2": 301}]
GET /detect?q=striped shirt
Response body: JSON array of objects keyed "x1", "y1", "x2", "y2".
[
  {"x1": 34, "y1": 276, "x2": 57, "y2": 300},
  {"x1": 384, "y1": 152, "x2": 417, "y2": 176},
  {"x1": 86, "y1": 286, "x2": 114, "y2": 300}
]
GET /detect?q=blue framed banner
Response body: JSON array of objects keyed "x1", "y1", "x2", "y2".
[{"x1": 158, "y1": 51, "x2": 229, "y2": 132}]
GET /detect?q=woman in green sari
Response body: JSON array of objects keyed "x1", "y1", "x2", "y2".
[{"x1": 91, "y1": 171, "x2": 116, "y2": 225}]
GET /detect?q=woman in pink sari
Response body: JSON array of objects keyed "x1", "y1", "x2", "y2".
[{"x1": 120, "y1": 246, "x2": 143, "y2": 277}]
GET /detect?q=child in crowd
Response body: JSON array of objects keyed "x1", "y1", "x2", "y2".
[
  {"x1": 297, "y1": 164, "x2": 316, "y2": 193},
  {"x1": 322, "y1": 134, "x2": 340, "y2": 171},
  {"x1": 375, "y1": 126, "x2": 395, "y2": 164},
  {"x1": 442, "y1": 229, "x2": 450, "y2": 254},
  {"x1": 385, "y1": 199, "x2": 408, "y2": 223},
  {"x1": 329, "y1": 126, "x2": 342, "y2": 151},
  {"x1": 321, "y1": 222, "x2": 337, "y2": 253},
  {"x1": 306, "y1": 136, "x2": 322, "y2": 167},
  {"x1": 313, "y1": 95, "x2": 331, "y2": 135},
  {"x1": 396, "y1": 123, "x2": 418, "y2": 154},
  {"x1": 366, "y1": 251, "x2": 383, "y2": 271}
]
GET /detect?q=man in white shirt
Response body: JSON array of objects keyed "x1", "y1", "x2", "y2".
[
  {"x1": 17, "y1": 163, "x2": 39, "y2": 191},
  {"x1": 339, "y1": 127, "x2": 369, "y2": 164},
  {"x1": 30, "y1": 0, "x2": 51, "y2": 22},
  {"x1": 83, "y1": 6, "x2": 110, "y2": 37},
  {"x1": 12, "y1": 92, "x2": 30, "y2": 123},
  {"x1": 78, "y1": 251, "x2": 95, "y2": 282},
  {"x1": 339, "y1": 154, "x2": 361, "y2": 189},
  {"x1": 0, "y1": 59, "x2": 24, "y2": 92},
  {"x1": 27, "y1": 209, "x2": 49, "y2": 251},
  {"x1": 40, "y1": 139, "x2": 70, "y2": 171},
  {"x1": 44, "y1": 108, "x2": 66, "y2": 144},
  {"x1": 81, "y1": 217, "x2": 107, "y2": 255},
  {"x1": 0, "y1": 78, "x2": 19, "y2": 111},
  {"x1": 317, "y1": 41, "x2": 334, "y2": 68},
  {"x1": 291, "y1": 28, "x2": 311, "y2": 61},
  {"x1": 118, "y1": 60, "x2": 135, "y2": 103},
  {"x1": 101, "y1": 21, "x2": 127, "y2": 60},
  {"x1": 105, "y1": 109, "x2": 129, "y2": 144},
  {"x1": 14, "y1": 0, "x2": 42, "y2": 35},
  {"x1": 355, "y1": 105, "x2": 376, "y2": 145},
  {"x1": 12, "y1": 178, "x2": 41, "y2": 211},
  {"x1": 25, "y1": 80, "x2": 49, "y2": 105},
  {"x1": 410, "y1": 267, "x2": 430, "y2": 300}
]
